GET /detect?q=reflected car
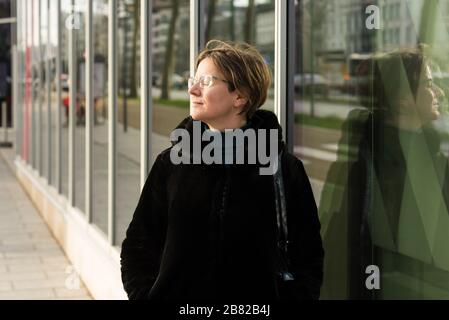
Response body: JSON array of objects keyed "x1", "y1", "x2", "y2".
[
  {"x1": 294, "y1": 73, "x2": 329, "y2": 97},
  {"x1": 61, "y1": 73, "x2": 69, "y2": 90},
  {"x1": 152, "y1": 72, "x2": 161, "y2": 86},
  {"x1": 171, "y1": 73, "x2": 186, "y2": 89},
  {"x1": 154, "y1": 73, "x2": 186, "y2": 89}
]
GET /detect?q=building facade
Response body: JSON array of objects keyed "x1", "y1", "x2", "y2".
[{"x1": 9, "y1": 0, "x2": 449, "y2": 299}]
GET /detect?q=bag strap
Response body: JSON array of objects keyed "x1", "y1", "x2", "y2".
[
  {"x1": 274, "y1": 151, "x2": 288, "y2": 252},
  {"x1": 273, "y1": 151, "x2": 295, "y2": 281}
]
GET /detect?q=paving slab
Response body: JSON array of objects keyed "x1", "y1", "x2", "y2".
[{"x1": 0, "y1": 152, "x2": 92, "y2": 300}]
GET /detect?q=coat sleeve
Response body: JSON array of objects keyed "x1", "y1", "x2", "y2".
[
  {"x1": 285, "y1": 155, "x2": 325, "y2": 300},
  {"x1": 120, "y1": 153, "x2": 169, "y2": 300}
]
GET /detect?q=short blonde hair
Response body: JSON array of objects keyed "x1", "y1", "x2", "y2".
[
  {"x1": 356, "y1": 46, "x2": 428, "y2": 117},
  {"x1": 195, "y1": 40, "x2": 272, "y2": 119}
]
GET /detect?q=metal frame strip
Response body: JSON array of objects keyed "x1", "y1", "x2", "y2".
[
  {"x1": 108, "y1": 0, "x2": 117, "y2": 245},
  {"x1": 68, "y1": 0, "x2": 76, "y2": 205},
  {"x1": 274, "y1": 0, "x2": 287, "y2": 140},
  {"x1": 85, "y1": 0, "x2": 93, "y2": 222},
  {"x1": 140, "y1": 0, "x2": 152, "y2": 189},
  {"x1": 56, "y1": 0, "x2": 62, "y2": 193}
]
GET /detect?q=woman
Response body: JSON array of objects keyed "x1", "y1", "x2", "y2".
[
  {"x1": 120, "y1": 40, "x2": 324, "y2": 300},
  {"x1": 320, "y1": 47, "x2": 449, "y2": 299}
]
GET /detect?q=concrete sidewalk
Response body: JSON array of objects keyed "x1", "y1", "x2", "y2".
[{"x1": 0, "y1": 150, "x2": 92, "y2": 300}]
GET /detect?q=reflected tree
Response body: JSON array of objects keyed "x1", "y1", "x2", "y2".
[
  {"x1": 244, "y1": 0, "x2": 255, "y2": 44},
  {"x1": 230, "y1": 0, "x2": 235, "y2": 41},
  {"x1": 302, "y1": 0, "x2": 329, "y2": 116},
  {"x1": 418, "y1": 0, "x2": 438, "y2": 45},
  {"x1": 129, "y1": 0, "x2": 139, "y2": 98},
  {"x1": 205, "y1": 0, "x2": 217, "y2": 42},
  {"x1": 161, "y1": 0, "x2": 180, "y2": 100}
]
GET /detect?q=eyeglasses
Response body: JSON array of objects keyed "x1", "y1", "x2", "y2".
[
  {"x1": 188, "y1": 75, "x2": 229, "y2": 89},
  {"x1": 419, "y1": 78, "x2": 434, "y2": 88}
]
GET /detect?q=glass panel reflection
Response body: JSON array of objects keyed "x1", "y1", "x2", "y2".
[
  {"x1": 73, "y1": 0, "x2": 86, "y2": 212},
  {"x1": 151, "y1": 0, "x2": 190, "y2": 164},
  {"x1": 92, "y1": 0, "x2": 109, "y2": 236},
  {"x1": 295, "y1": 0, "x2": 449, "y2": 299},
  {"x1": 204, "y1": 0, "x2": 274, "y2": 111},
  {"x1": 116, "y1": 0, "x2": 141, "y2": 245},
  {"x1": 60, "y1": 0, "x2": 71, "y2": 198}
]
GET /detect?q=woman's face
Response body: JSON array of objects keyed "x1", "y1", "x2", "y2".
[
  {"x1": 415, "y1": 64, "x2": 440, "y2": 122},
  {"x1": 188, "y1": 58, "x2": 245, "y2": 130}
]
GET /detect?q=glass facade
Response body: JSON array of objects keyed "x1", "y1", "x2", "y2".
[
  {"x1": 92, "y1": 0, "x2": 109, "y2": 238},
  {"x1": 60, "y1": 0, "x2": 70, "y2": 198},
  {"x1": 0, "y1": 0, "x2": 14, "y2": 151},
  {"x1": 12, "y1": 0, "x2": 449, "y2": 299},
  {"x1": 39, "y1": 0, "x2": 48, "y2": 181},
  {"x1": 73, "y1": 0, "x2": 86, "y2": 213},
  {"x1": 116, "y1": 0, "x2": 140, "y2": 245},
  {"x1": 48, "y1": 0, "x2": 58, "y2": 189},
  {"x1": 295, "y1": 0, "x2": 449, "y2": 299},
  {"x1": 151, "y1": 0, "x2": 190, "y2": 163}
]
